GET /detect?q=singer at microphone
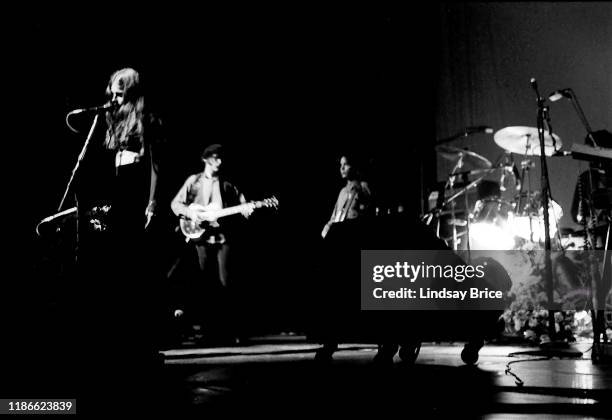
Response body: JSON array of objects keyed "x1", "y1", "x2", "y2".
[{"x1": 66, "y1": 68, "x2": 168, "y2": 370}]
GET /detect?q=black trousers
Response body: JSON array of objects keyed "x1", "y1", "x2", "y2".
[
  {"x1": 195, "y1": 242, "x2": 231, "y2": 287},
  {"x1": 193, "y1": 242, "x2": 239, "y2": 338}
]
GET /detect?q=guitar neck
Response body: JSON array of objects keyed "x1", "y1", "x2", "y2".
[{"x1": 213, "y1": 202, "x2": 260, "y2": 219}]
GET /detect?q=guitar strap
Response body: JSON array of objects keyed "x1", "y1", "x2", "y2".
[
  {"x1": 337, "y1": 187, "x2": 357, "y2": 223},
  {"x1": 209, "y1": 177, "x2": 223, "y2": 207}
]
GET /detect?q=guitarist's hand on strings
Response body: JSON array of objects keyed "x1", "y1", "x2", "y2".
[{"x1": 241, "y1": 203, "x2": 255, "y2": 218}]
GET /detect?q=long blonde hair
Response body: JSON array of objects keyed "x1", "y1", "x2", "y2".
[{"x1": 104, "y1": 68, "x2": 145, "y2": 150}]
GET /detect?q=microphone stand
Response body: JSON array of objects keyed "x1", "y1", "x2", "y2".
[
  {"x1": 537, "y1": 87, "x2": 556, "y2": 341},
  {"x1": 508, "y1": 82, "x2": 584, "y2": 361},
  {"x1": 558, "y1": 89, "x2": 610, "y2": 356},
  {"x1": 565, "y1": 89, "x2": 598, "y2": 147},
  {"x1": 563, "y1": 88, "x2": 599, "y2": 255},
  {"x1": 58, "y1": 113, "x2": 100, "y2": 212},
  {"x1": 53, "y1": 113, "x2": 101, "y2": 263},
  {"x1": 568, "y1": 89, "x2": 612, "y2": 359},
  {"x1": 533, "y1": 81, "x2": 575, "y2": 352}
]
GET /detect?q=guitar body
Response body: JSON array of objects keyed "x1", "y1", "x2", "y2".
[
  {"x1": 179, "y1": 203, "x2": 222, "y2": 240},
  {"x1": 178, "y1": 197, "x2": 278, "y2": 241}
]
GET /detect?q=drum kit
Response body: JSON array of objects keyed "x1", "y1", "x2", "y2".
[{"x1": 427, "y1": 126, "x2": 564, "y2": 250}]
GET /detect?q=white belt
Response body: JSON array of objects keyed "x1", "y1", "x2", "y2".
[{"x1": 115, "y1": 150, "x2": 140, "y2": 167}]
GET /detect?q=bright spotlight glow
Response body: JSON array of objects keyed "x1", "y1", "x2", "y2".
[
  {"x1": 469, "y1": 223, "x2": 515, "y2": 250},
  {"x1": 513, "y1": 200, "x2": 562, "y2": 242},
  {"x1": 513, "y1": 215, "x2": 558, "y2": 242}
]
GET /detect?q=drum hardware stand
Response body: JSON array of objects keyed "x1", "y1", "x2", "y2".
[
  {"x1": 492, "y1": 148, "x2": 546, "y2": 246},
  {"x1": 444, "y1": 154, "x2": 481, "y2": 252},
  {"x1": 517, "y1": 158, "x2": 537, "y2": 242},
  {"x1": 443, "y1": 174, "x2": 485, "y2": 253},
  {"x1": 495, "y1": 151, "x2": 509, "y2": 192},
  {"x1": 429, "y1": 140, "x2": 493, "y2": 251},
  {"x1": 421, "y1": 171, "x2": 486, "y2": 253},
  {"x1": 446, "y1": 155, "x2": 464, "y2": 251}
]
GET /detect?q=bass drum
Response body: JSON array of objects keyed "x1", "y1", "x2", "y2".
[
  {"x1": 513, "y1": 199, "x2": 563, "y2": 243},
  {"x1": 468, "y1": 199, "x2": 516, "y2": 250}
]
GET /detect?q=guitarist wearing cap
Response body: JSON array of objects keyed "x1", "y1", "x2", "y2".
[{"x1": 170, "y1": 143, "x2": 253, "y2": 344}]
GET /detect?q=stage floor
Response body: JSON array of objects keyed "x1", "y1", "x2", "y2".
[{"x1": 159, "y1": 336, "x2": 612, "y2": 418}]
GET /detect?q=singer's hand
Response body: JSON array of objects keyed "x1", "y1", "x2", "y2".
[
  {"x1": 321, "y1": 222, "x2": 332, "y2": 239},
  {"x1": 145, "y1": 210, "x2": 155, "y2": 229},
  {"x1": 145, "y1": 200, "x2": 156, "y2": 229}
]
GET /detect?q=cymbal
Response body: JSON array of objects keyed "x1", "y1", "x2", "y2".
[
  {"x1": 494, "y1": 126, "x2": 562, "y2": 156},
  {"x1": 435, "y1": 145, "x2": 492, "y2": 170}
]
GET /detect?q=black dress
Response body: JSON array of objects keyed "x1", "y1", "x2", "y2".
[{"x1": 73, "y1": 113, "x2": 165, "y2": 412}]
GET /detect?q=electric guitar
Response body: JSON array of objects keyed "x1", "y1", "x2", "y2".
[{"x1": 179, "y1": 196, "x2": 278, "y2": 240}]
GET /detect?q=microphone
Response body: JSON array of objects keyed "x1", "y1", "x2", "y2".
[
  {"x1": 465, "y1": 126, "x2": 494, "y2": 134},
  {"x1": 548, "y1": 88, "x2": 572, "y2": 102},
  {"x1": 68, "y1": 102, "x2": 118, "y2": 115},
  {"x1": 529, "y1": 77, "x2": 543, "y2": 102}
]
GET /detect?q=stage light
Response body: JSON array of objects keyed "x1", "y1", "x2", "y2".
[{"x1": 469, "y1": 223, "x2": 515, "y2": 250}]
